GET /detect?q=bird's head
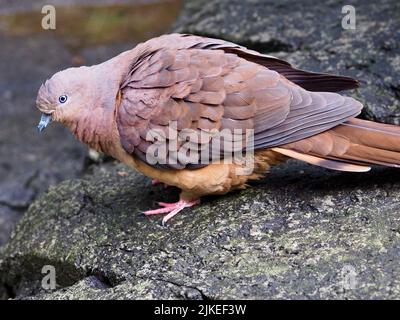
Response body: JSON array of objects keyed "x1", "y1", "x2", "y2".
[{"x1": 36, "y1": 66, "x2": 93, "y2": 132}]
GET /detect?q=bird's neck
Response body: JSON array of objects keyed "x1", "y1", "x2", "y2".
[
  {"x1": 69, "y1": 62, "x2": 125, "y2": 156},
  {"x1": 68, "y1": 106, "x2": 120, "y2": 156}
]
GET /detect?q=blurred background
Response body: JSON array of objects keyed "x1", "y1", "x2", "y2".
[{"x1": 0, "y1": 0, "x2": 182, "y2": 245}]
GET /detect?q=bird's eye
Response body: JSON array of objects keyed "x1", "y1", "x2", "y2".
[{"x1": 58, "y1": 95, "x2": 68, "y2": 104}]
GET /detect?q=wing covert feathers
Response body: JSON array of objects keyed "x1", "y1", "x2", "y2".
[
  {"x1": 177, "y1": 33, "x2": 359, "y2": 92},
  {"x1": 115, "y1": 34, "x2": 373, "y2": 171}
]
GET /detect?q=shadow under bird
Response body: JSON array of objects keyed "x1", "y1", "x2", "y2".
[{"x1": 36, "y1": 33, "x2": 400, "y2": 225}]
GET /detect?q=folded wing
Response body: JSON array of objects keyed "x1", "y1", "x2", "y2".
[{"x1": 116, "y1": 34, "x2": 362, "y2": 170}]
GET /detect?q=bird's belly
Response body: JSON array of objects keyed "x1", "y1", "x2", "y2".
[{"x1": 119, "y1": 149, "x2": 286, "y2": 200}]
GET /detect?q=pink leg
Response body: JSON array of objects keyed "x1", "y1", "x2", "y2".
[{"x1": 143, "y1": 198, "x2": 200, "y2": 225}]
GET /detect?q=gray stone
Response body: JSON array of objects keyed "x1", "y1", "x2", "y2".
[
  {"x1": 1, "y1": 161, "x2": 400, "y2": 299},
  {"x1": 0, "y1": 206, "x2": 21, "y2": 249}
]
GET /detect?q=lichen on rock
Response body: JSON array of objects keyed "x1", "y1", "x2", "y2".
[{"x1": 1, "y1": 160, "x2": 400, "y2": 299}]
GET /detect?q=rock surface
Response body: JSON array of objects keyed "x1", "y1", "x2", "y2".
[
  {"x1": 1, "y1": 162, "x2": 400, "y2": 299},
  {"x1": 2, "y1": 0, "x2": 400, "y2": 299}
]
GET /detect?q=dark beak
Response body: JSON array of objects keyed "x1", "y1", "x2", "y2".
[{"x1": 37, "y1": 114, "x2": 52, "y2": 133}]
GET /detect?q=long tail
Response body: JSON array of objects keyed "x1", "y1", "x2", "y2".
[{"x1": 272, "y1": 118, "x2": 400, "y2": 172}]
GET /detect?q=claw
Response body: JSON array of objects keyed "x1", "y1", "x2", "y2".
[{"x1": 143, "y1": 199, "x2": 200, "y2": 225}]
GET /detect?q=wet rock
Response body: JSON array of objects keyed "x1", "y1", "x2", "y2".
[
  {"x1": 0, "y1": 206, "x2": 21, "y2": 248},
  {"x1": 173, "y1": 0, "x2": 400, "y2": 124},
  {"x1": 1, "y1": 161, "x2": 400, "y2": 299}
]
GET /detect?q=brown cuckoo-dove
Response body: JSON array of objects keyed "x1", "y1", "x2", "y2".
[{"x1": 36, "y1": 34, "x2": 400, "y2": 224}]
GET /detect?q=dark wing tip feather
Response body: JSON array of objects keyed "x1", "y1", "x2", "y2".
[{"x1": 265, "y1": 64, "x2": 359, "y2": 92}]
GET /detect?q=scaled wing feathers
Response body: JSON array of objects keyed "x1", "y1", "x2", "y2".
[{"x1": 116, "y1": 34, "x2": 362, "y2": 170}]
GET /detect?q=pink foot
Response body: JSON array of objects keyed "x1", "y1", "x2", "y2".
[{"x1": 143, "y1": 199, "x2": 200, "y2": 225}]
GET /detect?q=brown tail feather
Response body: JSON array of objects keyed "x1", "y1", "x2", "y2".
[{"x1": 272, "y1": 118, "x2": 400, "y2": 171}]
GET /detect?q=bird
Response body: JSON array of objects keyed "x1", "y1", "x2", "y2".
[{"x1": 36, "y1": 33, "x2": 400, "y2": 225}]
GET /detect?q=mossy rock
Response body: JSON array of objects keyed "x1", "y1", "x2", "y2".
[{"x1": 1, "y1": 161, "x2": 400, "y2": 299}]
